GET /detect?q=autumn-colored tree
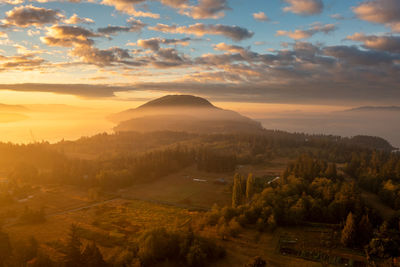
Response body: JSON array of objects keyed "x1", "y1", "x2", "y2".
[
  {"x1": 341, "y1": 212, "x2": 357, "y2": 247},
  {"x1": 267, "y1": 214, "x2": 276, "y2": 230}
]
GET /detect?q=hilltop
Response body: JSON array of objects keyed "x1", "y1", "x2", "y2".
[{"x1": 137, "y1": 95, "x2": 216, "y2": 109}]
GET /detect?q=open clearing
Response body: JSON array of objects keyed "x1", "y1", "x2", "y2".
[{"x1": 120, "y1": 161, "x2": 287, "y2": 209}]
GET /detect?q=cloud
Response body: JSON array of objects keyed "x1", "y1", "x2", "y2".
[
  {"x1": 101, "y1": 0, "x2": 228, "y2": 19},
  {"x1": 27, "y1": 29, "x2": 41, "y2": 36},
  {"x1": 152, "y1": 47, "x2": 187, "y2": 68},
  {"x1": 323, "y1": 45, "x2": 397, "y2": 65},
  {"x1": 253, "y1": 12, "x2": 269, "y2": 22},
  {"x1": 98, "y1": 18, "x2": 146, "y2": 35},
  {"x1": 1, "y1": 38, "x2": 400, "y2": 105},
  {"x1": 353, "y1": 0, "x2": 400, "y2": 32},
  {"x1": 184, "y1": 0, "x2": 230, "y2": 19},
  {"x1": 71, "y1": 46, "x2": 138, "y2": 67},
  {"x1": 40, "y1": 25, "x2": 99, "y2": 47},
  {"x1": 276, "y1": 23, "x2": 336, "y2": 40},
  {"x1": 346, "y1": 33, "x2": 400, "y2": 54},
  {"x1": 64, "y1": 14, "x2": 94, "y2": 25},
  {"x1": 98, "y1": 22, "x2": 146, "y2": 35},
  {"x1": 283, "y1": 0, "x2": 323, "y2": 16},
  {"x1": 149, "y1": 23, "x2": 254, "y2": 41},
  {"x1": 100, "y1": 0, "x2": 190, "y2": 18},
  {"x1": 137, "y1": 38, "x2": 161, "y2": 51},
  {"x1": 2, "y1": 5, "x2": 62, "y2": 28},
  {"x1": 0, "y1": 0, "x2": 24, "y2": 4},
  {"x1": 330, "y1": 14, "x2": 344, "y2": 20},
  {"x1": 136, "y1": 37, "x2": 192, "y2": 51},
  {"x1": 0, "y1": 53, "x2": 46, "y2": 71},
  {"x1": 159, "y1": 0, "x2": 188, "y2": 8},
  {"x1": 213, "y1": 43, "x2": 246, "y2": 53},
  {"x1": 100, "y1": 0, "x2": 160, "y2": 18},
  {"x1": 40, "y1": 25, "x2": 145, "y2": 67},
  {"x1": 0, "y1": 83, "x2": 119, "y2": 98}
]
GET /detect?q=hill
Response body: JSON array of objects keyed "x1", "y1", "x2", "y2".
[
  {"x1": 110, "y1": 95, "x2": 264, "y2": 134},
  {"x1": 349, "y1": 135, "x2": 395, "y2": 151}
]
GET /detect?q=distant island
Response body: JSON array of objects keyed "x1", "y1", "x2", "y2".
[{"x1": 344, "y1": 106, "x2": 400, "y2": 112}]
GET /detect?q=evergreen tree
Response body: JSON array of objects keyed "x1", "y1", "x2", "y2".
[
  {"x1": 396, "y1": 161, "x2": 400, "y2": 179},
  {"x1": 64, "y1": 224, "x2": 83, "y2": 267},
  {"x1": 246, "y1": 173, "x2": 255, "y2": 201},
  {"x1": 281, "y1": 169, "x2": 289, "y2": 184},
  {"x1": 341, "y1": 212, "x2": 357, "y2": 247},
  {"x1": 28, "y1": 253, "x2": 55, "y2": 267},
  {"x1": 82, "y1": 242, "x2": 108, "y2": 267},
  {"x1": 357, "y1": 214, "x2": 373, "y2": 246},
  {"x1": 0, "y1": 229, "x2": 11, "y2": 267},
  {"x1": 232, "y1": 174, "x2": 244, "y2": 207},
  {"x1": 325, "y1": 163, "x2": 337, "y2": 179}
]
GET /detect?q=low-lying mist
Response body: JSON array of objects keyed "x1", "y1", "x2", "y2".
[
  {"x1": 0, "y1": 105, "x2": 114, "y2": 143},
  {"x1": 1, "y1": 102, "x2": 399, "y2": 148}
]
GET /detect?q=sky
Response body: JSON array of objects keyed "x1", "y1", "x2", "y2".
[{"x1": 0, "y1": 0, "x2": 399, "y2": 106}]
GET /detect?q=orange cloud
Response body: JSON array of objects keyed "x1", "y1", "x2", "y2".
[
  {"x1": 283, "y1": 0, "x2": 323, "y2": 16},
  {"x1": 347, "y1": 32, "x2": 400, "y2": 53},
  {"x1": 2, "y1": 5, "x2": 62, "y2": 28},
  {"x1": 353, "y1": 0, "x2": 400, "y2": 32},
  {"x1": 253, "y1": 12, "x2": 269, "y2": 22},
  {"x1": 276, "y1": 23, "x2": 336, "y2": 40}
]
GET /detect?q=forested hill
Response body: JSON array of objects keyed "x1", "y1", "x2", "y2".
[{"x1": 349, "y1": 135, "x2": 395, "y2": 151}]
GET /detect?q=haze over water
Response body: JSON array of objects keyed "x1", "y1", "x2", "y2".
[{"x1": 1, "y1": 97, "x2": 399, "y2": 148}]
